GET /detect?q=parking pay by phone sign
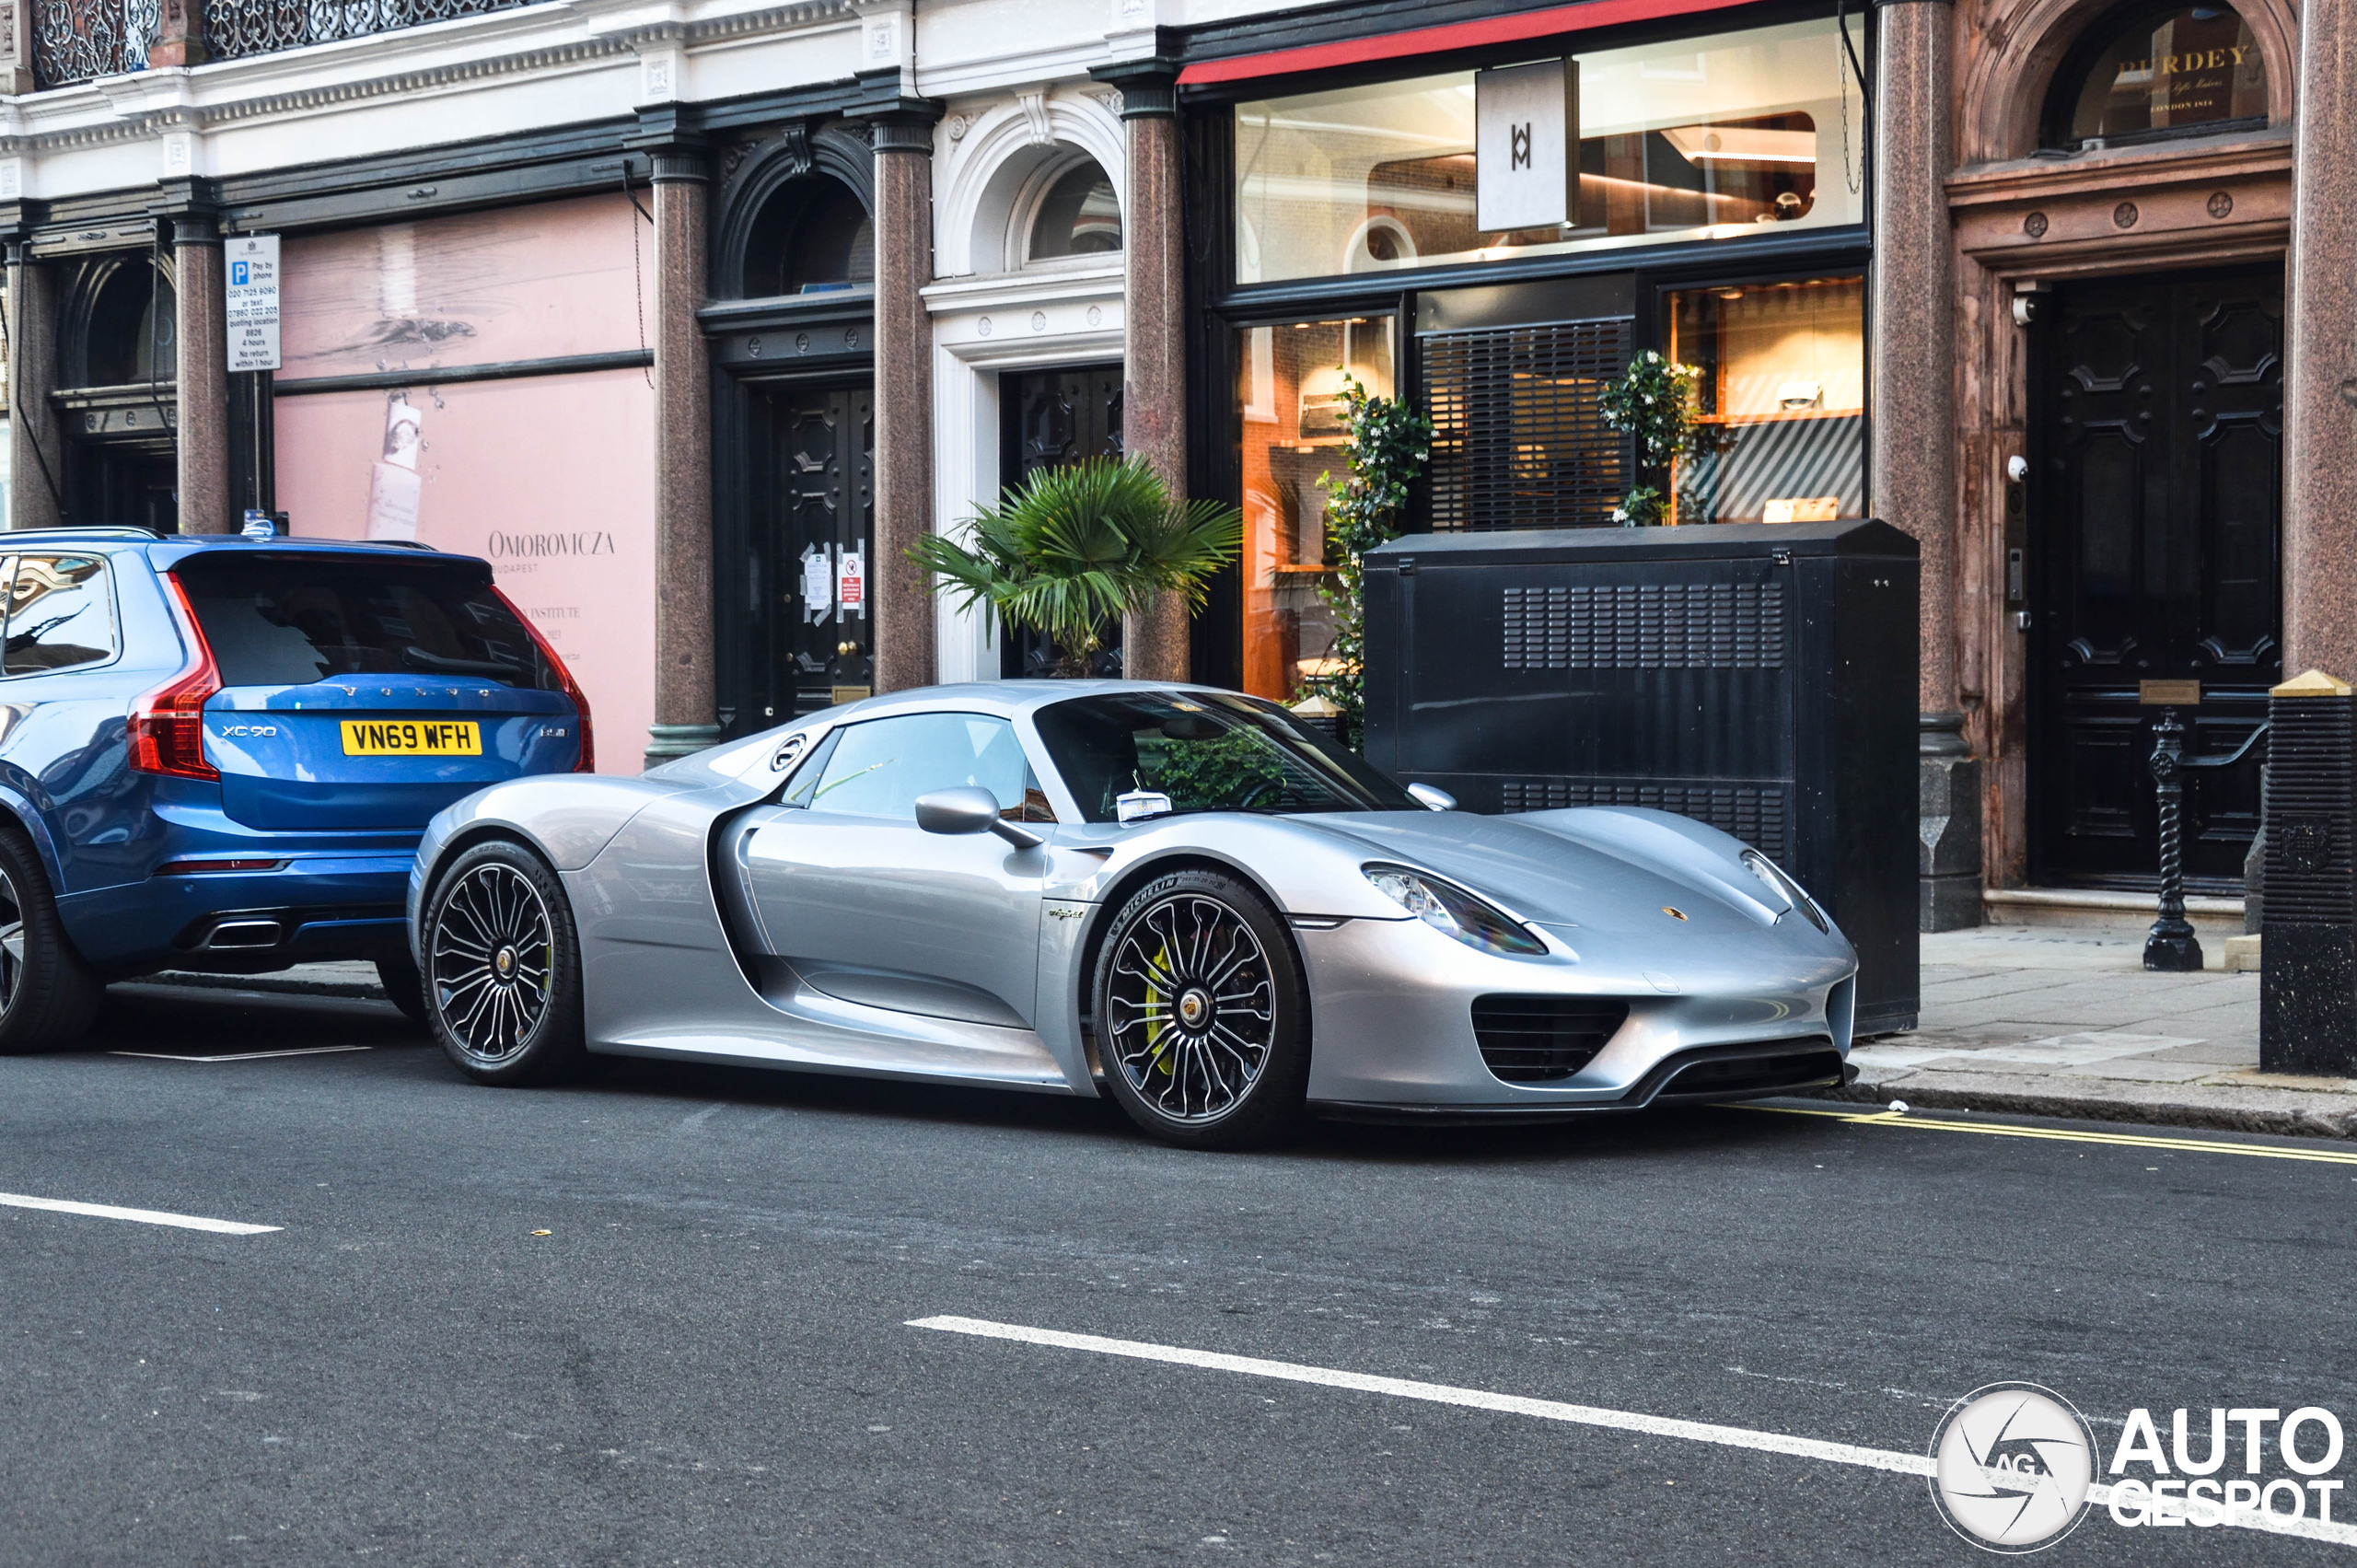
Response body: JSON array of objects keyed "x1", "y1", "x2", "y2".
[
  {"x1": 225, "y1": 234, "x2": 281, "y2": 373},
  {"x1": 1474, "y1": 61, "x2": 1576, "y2": 234}
]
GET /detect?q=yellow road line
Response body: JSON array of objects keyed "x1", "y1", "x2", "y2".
[{"x1": 1743, "y1": 1103, "x2": 2357, "y2": 1165}]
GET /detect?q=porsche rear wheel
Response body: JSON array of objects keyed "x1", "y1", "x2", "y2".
[
  {"x1": 1092, "y1": 869, "x2": 1308, "y2": 1149},
  {"x1": 423, "y1": 841, "x2": 586, "y2": 1085}
]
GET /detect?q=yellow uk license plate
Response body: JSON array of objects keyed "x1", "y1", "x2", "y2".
[{"x1": 340, "y1": 719, "x2": 482, "y2": 756}]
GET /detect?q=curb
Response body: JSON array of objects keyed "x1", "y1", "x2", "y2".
[
  {"x1": 1817, "y1": 1077, "x2": 2357, "y2": 1142},
  {"x1": 130, "y1": 970, "x2": 390, "y2": 1003}
]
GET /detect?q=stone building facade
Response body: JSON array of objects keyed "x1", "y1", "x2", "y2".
[{"x1": 0, "y1": 0, "x2": 2347, "y2": 927}]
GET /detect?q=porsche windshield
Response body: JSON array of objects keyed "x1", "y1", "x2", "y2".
[{"x1": 1033, "y1": 691, "x2": 1420, "y2": 821}]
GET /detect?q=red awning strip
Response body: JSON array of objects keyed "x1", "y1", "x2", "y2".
[{"x1": 1177, "y1": 0, "x2": 1764, "y2": 87}]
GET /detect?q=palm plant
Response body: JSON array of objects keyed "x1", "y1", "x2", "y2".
[{"x1": 911, "y1": 458, "x2": 1243, "y2": 678}]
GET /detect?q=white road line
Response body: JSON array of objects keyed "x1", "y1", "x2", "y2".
[
  {"x1": 0, "y1": 1192, "x2": 280, "y2": 1235},
  {"x1": 110, "y1": 1045, "x2": 372, "y2": 1063},
  {"x1": 907, "y1": 1317, "x2": 2357, "y2": 1549}
]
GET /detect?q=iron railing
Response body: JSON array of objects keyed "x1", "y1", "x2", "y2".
[{"x1": 30, "y1": 0, "x2": 536, "y2": 87}]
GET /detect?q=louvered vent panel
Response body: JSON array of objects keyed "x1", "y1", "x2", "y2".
[
  {"x1": 1498, "y1": 779, "x2": 1790, "y2": 862},
  {"x1": 1423, "y1": 319, "x2": 1631, "y2": 531},
  {"x1": 1502, "y1": 583, "x2": 1783, "y2": 670},
  {"x1": 2263, "y1": 696, "x2": 2357, "y2": 927}
]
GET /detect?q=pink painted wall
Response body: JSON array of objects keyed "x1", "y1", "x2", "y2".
[
  {"x1": 272, "y1": 197, "x2": 659, "y2": 772},
  {"x1": 278, "y1": 195, "x2": 646, "y2": 376},
  {"x1": 274, "y1": 370, "x2": 657, "y2": 775}
]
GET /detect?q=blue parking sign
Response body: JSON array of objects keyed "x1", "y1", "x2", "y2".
[{"x1": 231, "y1": 261, "x2": 248, "y2": 286}]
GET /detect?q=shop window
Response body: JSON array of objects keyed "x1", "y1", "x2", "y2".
[
  {"x1": 745, "y1": 179, "x2": 875, "y2": 297},
  {"x1": 1027, "y1": 159, "x2": 1122, "y2": 261},
  {"x1": 2051, "y1": 4, "x2": 2267, "y2": 149},
  {"x1": 79, "y1": 262, "x2": 175, "y2": 388},
  {"x1": 1233, "y1": 17, "x2": 1864, "y2": 285},
  {"x1": 1666, "y1": 276, "x2": 1864, "y2": 526},
  {"x1": 1233, "y1": 316, "x2": 1394, "y2": 701}
]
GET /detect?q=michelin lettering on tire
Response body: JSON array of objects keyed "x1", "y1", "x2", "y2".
[{"x1": 1927, "y1": 1382, "x2": 2096, "y2": 1552}]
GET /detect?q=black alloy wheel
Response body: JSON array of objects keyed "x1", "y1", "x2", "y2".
[
  {"x1": 0, "y1": 830, "x2": 101, "y2": 1054},
  {"x1": 423, "y1": 840, "x2": 587, "y2": 1085},
  {"x1": 1092, "y1": 868, "x2": 1309, "y2": 1149}
]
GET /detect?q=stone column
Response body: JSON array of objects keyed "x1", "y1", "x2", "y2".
[
  {"x1": 170, "y1": 211, "x2": 231, "y2": 534},
  {"x1": 862, "y1": 101, "x2": 942, "y2": 694},
  {"x1": 5, "y1": 245, "x2": 62, "y2": 530},
  {"x1": 1870, "y1": 0, "x2": 1975, "y2": 929},
  {"x1": 2284, "y1": 0, "x2": 2357, "y2": 680},
  {"x1": 1095, "y1": 54, "x2": 1189, "y2": 682},
  {"x1": 0, "y1": 0, "x2": 36, "y2": 93},
  {"x1": 636, "y1": 129, "x2": 719, "y2": 768}
]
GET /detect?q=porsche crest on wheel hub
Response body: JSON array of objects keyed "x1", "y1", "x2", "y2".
[{"x1": 430, "y1": 864, "x2": 553, "y2": 1064}]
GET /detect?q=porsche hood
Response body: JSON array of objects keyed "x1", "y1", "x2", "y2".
[{"x1": 1297, "y1": 807, "x2": 1817, "y2": 939}]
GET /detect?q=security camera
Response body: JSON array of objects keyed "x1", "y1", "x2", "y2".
[
  {"x1": 2007, "y1": 455, "x2": 2029, "y2": 482},
  {"x1": 2011, "y1": 295, "x2": 2040, "y2": 327}
]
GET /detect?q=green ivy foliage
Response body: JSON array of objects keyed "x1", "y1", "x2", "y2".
[{"x1": 1297, "y1": 375, "x2": 1434, "y2": 750}]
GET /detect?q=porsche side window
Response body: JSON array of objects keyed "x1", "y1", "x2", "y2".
[
  {"x1": 800, "y1": 713, "x2": 1029, "y2": 819},
  {"x1": 777, "y1": 729, "x2": 842, "y2": 807}
]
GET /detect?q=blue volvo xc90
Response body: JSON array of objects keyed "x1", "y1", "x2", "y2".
[{"x1": 0, "y1": 527, "x2": 588, "y2": 1049}]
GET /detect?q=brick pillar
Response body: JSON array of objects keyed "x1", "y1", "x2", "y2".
[
  {"x1": 2284, "y1": 0, "x2": 2357, "y2": 680},
  {"x1": 5, "y1": 245, "x2": 61, "y2": 529},
  {"x1": 634, "y1": 126, "x2": 719, "y2": 768},
  {"x1": 170, "y1": 209, "x2": 231, "y2": 534},
  {"x1": 861, "y1": 99, "x2": 942, "y2": 694},
  {"x1": 1095, "y1": 53, "x2": 1189, "y2": 682},
  {"x1": 1871, "y1": 0, "x2": 1975, "y2": 930},
  {"x1": 146, "y1": 0, "x2": 210, "y2": 67}
]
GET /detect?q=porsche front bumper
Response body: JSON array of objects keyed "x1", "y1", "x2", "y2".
[{"x1": 1293, "y1": 912, "x2": 1856, "y2": 1119}]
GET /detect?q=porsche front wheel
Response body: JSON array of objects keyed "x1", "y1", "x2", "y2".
[
  {"x1": 423, "y1": 841, "x2": 587, "y2": 1086},
  {"x1": 1092, "y1": 869, "x2": 1309, "y2": 1149}
]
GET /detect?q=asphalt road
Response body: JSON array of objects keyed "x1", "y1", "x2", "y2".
[{"x1": 3, "y1": 982, "x2": 2353, "y2": 1566}]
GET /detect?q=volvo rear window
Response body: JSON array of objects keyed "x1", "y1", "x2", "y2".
[{"x1": 172, "y1": 553, "x2": 559, "y2": 691}]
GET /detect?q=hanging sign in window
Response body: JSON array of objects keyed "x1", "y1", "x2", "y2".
[
  {"x1": 1475, "y1": 61, "x2": 1576, "y2": 234},
  {"x1": 225, "y1": 234, "x2": 281, "y2": 373}
]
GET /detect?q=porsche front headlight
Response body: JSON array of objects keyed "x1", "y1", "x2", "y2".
[
  {"x1": 1363, "y1": 864, "x2": 1547, "y2": 956},
  {"x1": 1742, "y1": 850, "x2": 1828, "y2": 933}
]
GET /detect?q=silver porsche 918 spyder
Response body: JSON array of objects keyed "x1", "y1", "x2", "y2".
[{"x1": 405, "y1": 681, "x2": 1858, "y2": 1147}]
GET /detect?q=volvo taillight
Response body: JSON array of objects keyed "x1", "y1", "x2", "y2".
[
  {"x1": 129, "y1": 574, "x2": 223, "y2": 781},
  {"x1": 493, "y1": 585, "x2": 595, "y2": 772}
]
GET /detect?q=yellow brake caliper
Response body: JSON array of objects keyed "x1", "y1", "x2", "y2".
[{"x1": 1144, "y1": 939, "x2": 1175, "y2": 1077}]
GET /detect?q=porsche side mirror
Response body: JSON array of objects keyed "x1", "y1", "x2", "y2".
[
  {"x1": 1408, "y1": 783, "x2": 1457, "y2": 812},
  {"x1": 914, "y1": 786, "x2": 1043, "y2": 849}
]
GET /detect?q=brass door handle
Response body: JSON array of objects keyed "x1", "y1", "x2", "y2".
[{"x1": 837, "y1": 641, "x2": 858, "y2": 656}]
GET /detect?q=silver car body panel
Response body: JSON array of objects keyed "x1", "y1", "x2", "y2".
[{"x1": 409, "y1": 681, "x2": 1860, "y2": 1114}]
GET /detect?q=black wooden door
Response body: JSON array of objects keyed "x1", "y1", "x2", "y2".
[
  {"x1": 999, "y1": 364, "x2": 1123, "y2": 677},
  {"x1": 2029, "y1": 271, "x2": 2282, "y2": 889},
  {"x1": 753, "y1": 382, "x2": 873, "y2": 723}
]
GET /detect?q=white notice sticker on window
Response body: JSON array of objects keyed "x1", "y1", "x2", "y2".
[{"x1": 802, "y1": 546, "x2": 833, "y2": 621}]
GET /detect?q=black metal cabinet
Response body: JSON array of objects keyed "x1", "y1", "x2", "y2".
[{"x1": 1363, "y1": 519, "x2": 1920, "y2": 1034}]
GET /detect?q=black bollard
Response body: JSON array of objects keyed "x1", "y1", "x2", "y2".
[
  {"x1": 2260, "y1": 670, "x2": 2357, "y2": 1076},
  {"x1": 2144, "y1": 707, "x2": 2202, "y2": 971}
]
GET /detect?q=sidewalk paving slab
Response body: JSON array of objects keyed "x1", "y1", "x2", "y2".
[{"x1": 1825, "y1": 923, "x2": 2357, "y2": 1139}]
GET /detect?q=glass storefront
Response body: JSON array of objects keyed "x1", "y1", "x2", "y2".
[
  {"x1": 1666, "y1": 274, "x2": 1864, "y2": 524},
  {"x1": 1234, "y1": 17, "x2": 1865, "y2": 285},
  {"x1": 1234, "y1": 315, "x2": 1396, "y2": 701}
]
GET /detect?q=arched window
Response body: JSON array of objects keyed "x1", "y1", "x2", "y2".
[
  {"x1": 2049, "y1": 4, "x2": 2268, "y2": 150},
  {"x1": 1026, "y1": 159, "x2": 1121, "y2": 261},
  {"x1": 742, "y1": 178, "x2": 874, "y2": 298},
  {"x1": 80, "y1": 262, "x2": 175, "y2": 388}
]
